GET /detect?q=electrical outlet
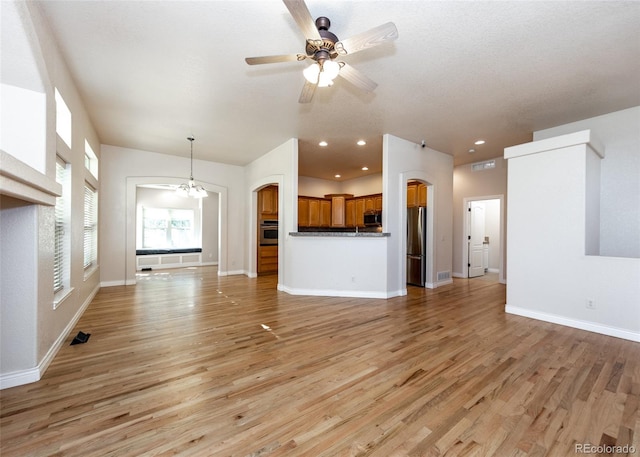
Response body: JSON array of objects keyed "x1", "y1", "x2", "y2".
[{"x1": 586, "y1": 299, "x2": 596, "y2": 309}]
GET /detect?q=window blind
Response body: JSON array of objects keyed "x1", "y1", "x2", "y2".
[
  {"x1": 54, "y1": 159, "x2": 67, "y2": 292},
  {"x1": 83, "y1": 184, "x2": 97, "y2": 269}
]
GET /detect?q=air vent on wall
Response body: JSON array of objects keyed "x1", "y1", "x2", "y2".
[
  {"x1": 437, "y1": 271, "x2": 451, "y2": 281},
  {"x1": 471, "y1": 159, "x2": 496, "y2": 171}
]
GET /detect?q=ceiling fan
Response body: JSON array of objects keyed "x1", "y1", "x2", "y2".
[{"x1": 245, "y1": 0, "x2": 398, "y2": 103}]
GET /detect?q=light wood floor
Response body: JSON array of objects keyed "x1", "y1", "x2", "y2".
[{"x1": 1, "y1": 267, "x2": 638, "y2": 456}]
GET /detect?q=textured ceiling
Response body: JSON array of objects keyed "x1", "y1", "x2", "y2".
[{"x1": 33, "y1": 0, "x2": 640, "y2": 181}]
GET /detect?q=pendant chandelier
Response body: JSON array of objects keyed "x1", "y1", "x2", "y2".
[{"x1": 176, "y1": 136, "x2": 208, "y2": 198}]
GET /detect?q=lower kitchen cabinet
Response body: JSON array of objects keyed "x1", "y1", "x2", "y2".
[{"x1": 258, "y1": 245, "x2": 278, "y2": 274}]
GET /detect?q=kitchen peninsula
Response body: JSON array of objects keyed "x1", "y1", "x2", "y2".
[{"x1": 283, "y1": 192, "x2": 392, "y2": 298}]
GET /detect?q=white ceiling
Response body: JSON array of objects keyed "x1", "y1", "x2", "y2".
[{"x1": 34, "y1": 0, "x2": 640, "y2": 181}]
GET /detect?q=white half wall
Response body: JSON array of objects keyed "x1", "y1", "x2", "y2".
[
  {"x1": 505, "y1": 129, "x2": 640, "y2": 341},
  {"x1": 533, "y1": 106, "x2": 640, "y2": 258}
]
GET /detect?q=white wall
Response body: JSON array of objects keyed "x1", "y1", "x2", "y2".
[
  {"x1": 99, "y1": 145, "x2": 245, "y2": 285},
  {"x1": 340, "y1": 173, "x2": 383, "y2": 197},
  {"x1": 452, "y1": 157, "x2": 508, "y2": 279},
  {"x1": 298, "y1": 176, "x2": 341, "y2": 197},
  {"x1": 1, "y1": 2, "x2": 101, "y2": 388},
  {"x1": 533, "y1": 106, "x2": 640, "y2": 258},
  {"x1": 298, "y1": 173, "x2": 382, "y2": 198},
  {"x1": 244, "y1": 138, "x2": 297, "y2": 282},
  {"x1": 383, "y1": 134, "x2": 454, "y2": 291},
  {"x1": 505, "y1": 128, "x2": 640, "y2": 341}
]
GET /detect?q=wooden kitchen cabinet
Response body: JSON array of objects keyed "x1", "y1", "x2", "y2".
[
  {"x1": 298, "y1": 196, "x2": 331, "y2": 228},
  {"x1": 257, "y1": 245, "x2": 278, "y2": 274},
  {"x1": 259, "y1": 185, "x2": 278, "y2": 216},
  {"x1": 374, "y1": 194, "x2": 383, "y2": 212},
  {"x1": 320, "y1": 200, "x2": 332, "y2": 227},
  {"x1": 345, "y1": 199, "x2": 356, "y2": 227},
  {"x1": 355, "y1": 198, "x2": 365, "y2": 227},
  {"x1": 418, "y1": 184, "x2": 427, "y2": 207},
  {"x1": 364, "y1": 196, "x2": 376, "y2": 213},
  {"x1": 298, "y1": 197, "x2": 309, "y2": 226},
  {"x1": 407, "y1": 182, "x2": 427, "y2": 208},
  {"x1": 407, "y1": 183, "x2": 418, "y2": 208},
  {"x1": 308, "y1": 199, "x2": 320, "y2": 227},
  {"x1": 325, "y1": 194, "x2": 353, "y2": 227}
]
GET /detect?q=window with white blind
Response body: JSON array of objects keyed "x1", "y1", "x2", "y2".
[
  {"x1": 54, "y1": 157, "x2": 70, "y2": 298},
  {"x1": 83, "y1": 184, "x2": 98, "y2": 271},
  {"x1": 142, "y1": 207, "x2": 195, "y2": 249}
]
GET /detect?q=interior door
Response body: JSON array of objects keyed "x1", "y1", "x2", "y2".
[{"x1": 468, "y1": 201, "x2": 485, "y2": 278}]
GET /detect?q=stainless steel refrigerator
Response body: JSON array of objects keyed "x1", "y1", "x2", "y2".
[{"x1": 407, "y1": 207, "x2": 427, "y2": 286}]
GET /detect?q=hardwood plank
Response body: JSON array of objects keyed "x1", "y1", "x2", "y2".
[{"x1": 1, "y1": 267, "x2": 638, "y2": 456}]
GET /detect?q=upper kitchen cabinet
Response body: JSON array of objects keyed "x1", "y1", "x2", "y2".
[
  {"x1": 407, "y1": 182, "x2": 427, "y2": 208},
  {"x1": 325, "y1": 194, "x2": 353, "y2": 228},
  {"x1": 298, "y1": 196, "x2": 331, "y2": 228},
  {"x1": 259, "y1": 185, "x2": 278, "y2": 217}
]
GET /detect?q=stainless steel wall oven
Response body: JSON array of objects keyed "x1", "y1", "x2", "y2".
[{"x1": 259, "y1": 220, "x2": 278, "y2": 245}]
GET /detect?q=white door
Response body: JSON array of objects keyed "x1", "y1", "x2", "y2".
[{"x1": 468, "y1": 202, "x2": 485, "y2": 278}]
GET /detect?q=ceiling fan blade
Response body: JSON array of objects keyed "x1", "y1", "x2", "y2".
[
  {"x1": 298, "y1": 80, "x2": 317, "y2": 103},
  {"x1": 335, "y1": 22, "x2": 398, "y2": 56},
  {"x1": 338, "y1": 63, "x2": 378, "y2": 93},
  {"x1": 283, "y1": 0, "x2": 323, "y2": 47},
  {"x1": 245, "y1": 54, "x2": 307, "y2": 65}
]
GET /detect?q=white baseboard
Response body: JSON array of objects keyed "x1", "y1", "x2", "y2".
[
  {"x1": 505, "y1": 305, "x2": 640, "y2": 342},
  {"x1": 277, "y1": 284, "x2": 403, "y2": 299},
  {"x1": 100, "y1": 280, "x2": 126, "y2": 287},
  {"x1": 1, "y1": 283, "x2": 99, "y2": 390}
]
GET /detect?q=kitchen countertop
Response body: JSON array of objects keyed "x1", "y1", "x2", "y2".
[{"x1": 289, "y1": 231, "x2": 390, "y2": 237}]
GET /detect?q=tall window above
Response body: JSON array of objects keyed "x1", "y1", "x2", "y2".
[
  {"x1": 142, "y1": 208, "x2": 195, "y2": 249},
  {"x1": 55, "y1": 88, "x2": 72, "y2": 149},
  {"x1": 54, "y1": 157, "x2": 71, "y2": 299},
  {"x1": 83, "y1": 183, "x2": 98, "y2": 271},
  {"x1": 84, "y1": 139, "x2": 98, "y2": 179}
]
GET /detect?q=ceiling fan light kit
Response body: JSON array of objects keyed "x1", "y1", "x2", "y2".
[{"x1": 245, "y1": 0, "x2": 398, "y2": 103}]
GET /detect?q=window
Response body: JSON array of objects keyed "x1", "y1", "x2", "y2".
[
  {"x1": 471, "y1": 159, "x2": 496, "y2": 171},
  {"x1": 142, "y1": 208, "x2": 195, "y2": 249},
  {"x1": 83, "y1": 184, "x2": 98, "y2": 270},
  {"x1": 54, "y1": 157, "x2": 70, "y2": 295},
  {"x1": 84, "y1": 139, "x2": 98, "y2": 179},
  {"x1": 55, "y1": 88, "x2": 72, "y2": 149}
]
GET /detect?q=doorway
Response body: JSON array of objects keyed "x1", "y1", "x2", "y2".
[
  {"x1": 405, "y1": 179, "x2": 435, "y2": 288},
  {"x1": 464, "y1": 197, "x2": 503, "y2": 281}
]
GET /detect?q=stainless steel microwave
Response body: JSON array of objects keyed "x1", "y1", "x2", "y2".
[{"x1": 363, "y1": 212, "x2": 382, "y2": 226}]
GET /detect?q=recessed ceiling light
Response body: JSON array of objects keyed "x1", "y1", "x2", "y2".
[
  {"x1": 362, "y1": 166, "x2": 369, "y2": 171},
  {"x1": 474, "y1": 140, "x2": 486, "y2": 145},
  {"x1": 468, "y1": 148, "x2": 476, "y2": 154},
  {"x1": 319, "y1": 141, "x2": 328, "y2": 147},
  {"x1": 357, "y1": 140, "x2": 366, "y2": 146},
  {"x1": 334, "y1": 174, "x2": 341, "y2": 178}
]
